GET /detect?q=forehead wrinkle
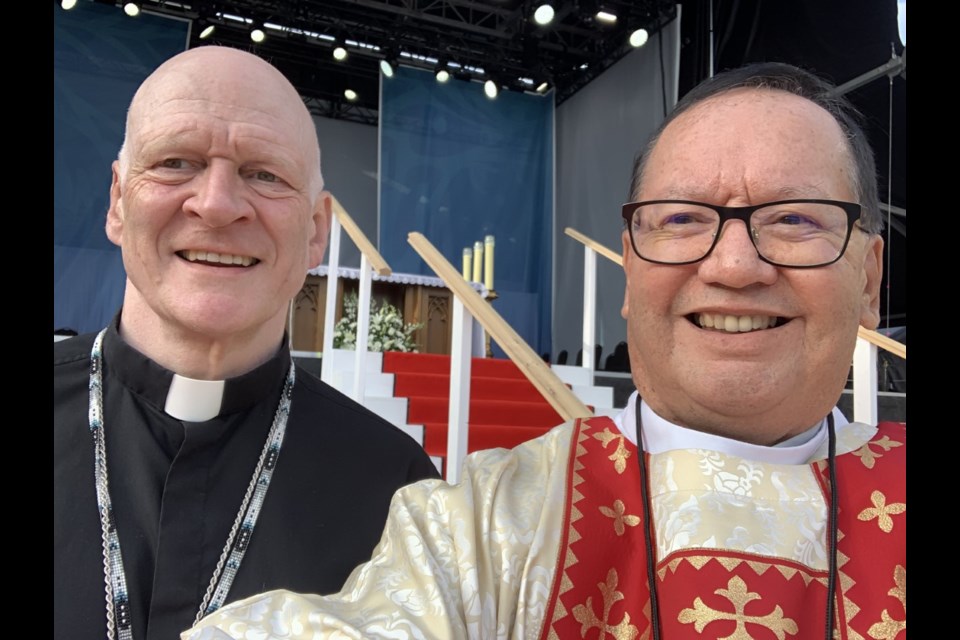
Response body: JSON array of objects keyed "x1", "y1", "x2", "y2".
[
  {"x1": 129, "y1": 101, "x2": 320, "y2": 193},
  {"x1": 124, "y1": 49, "x2": 322, "y2": 192},
  {"x1": 641, "y1": 89, "x2": 856, "y2": 204}
]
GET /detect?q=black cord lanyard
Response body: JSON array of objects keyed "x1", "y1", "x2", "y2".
[{"x1": 634, "y1": 409, "x2": 838, "y2": 639}]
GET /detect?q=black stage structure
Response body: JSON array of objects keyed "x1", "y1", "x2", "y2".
[{"x1": 81, "y1": 0, "x2": 906, "y2": 327}]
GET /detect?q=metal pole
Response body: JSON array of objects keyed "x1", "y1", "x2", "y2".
[
  {"x1": 320, "y1": 216, "x2": 342, "y2": 383},
  {"x1": 447, "y1": 297, "x2": 473, "y2": 484},
  {"x1": 353, "y1": 253, "x2": 373, "y2": 404},
  {"x1": 582, "y1": 246, "x2": 596, "y2": 372},
  {"x1": 852, "y1": 337, "x2": 878, "y2": 425}
]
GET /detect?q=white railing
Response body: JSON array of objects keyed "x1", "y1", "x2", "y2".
[
  {"x1": 563, "y1": 227, "x2": 906, "y2": 425},
  {"x1": 319, "y1": 196, "x2": 391, "y2": 405},
  {"x1": 852, "y1": 326, "x2": 907, "y2": 423},
  {"x1": 408, "y1": 232, "x2": 593, "y2": 483},
  {"x1": 564, "y1": 228, "x2": 622, "y2": 372}
]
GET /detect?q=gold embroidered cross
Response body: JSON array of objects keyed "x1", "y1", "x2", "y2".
[
  {"x1": 678, "y1": 576, "x2": 799, "y2": 640},
  {"x1": 857, "y1": 491, "x2": 906, "y2": 533},
  {"x1": 599, "y1": 500, "x2": 641, "y2": 536},
  {"x1": 868, "y1": 565, "x2": 906, "y2": 639},
  {"x1": 593, "y1": 429, "x2": 631, "y2": 474},
  {"x1": 572, "y1": 568, "x2": 639, "y2": 639},
  {"x1": 852, "y1": 435, "x2": 903, "y2": 469}
]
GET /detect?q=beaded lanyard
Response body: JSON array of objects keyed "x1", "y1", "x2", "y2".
[
  {"x1": 88, "y1": 328, "x2": 296, "y2": 639},
  {"x1": 634, "y1": 410, "x2": 839, "y2": 640}
]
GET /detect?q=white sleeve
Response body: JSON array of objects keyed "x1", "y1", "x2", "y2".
[{"x1": 183, "y1": 423, "x2": 574, "y2": 640}]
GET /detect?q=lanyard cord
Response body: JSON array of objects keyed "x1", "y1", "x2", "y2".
[{"x1": 89, "y1": 329, "x2": 296, "y2": 639}]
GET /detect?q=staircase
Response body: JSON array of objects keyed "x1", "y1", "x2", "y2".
[
  {"x1": 383, "y1": 352, "x2": 569, "y2": 461},
  {"x1": 300, "y1": 349, "x2": 619, "y2": 476}
]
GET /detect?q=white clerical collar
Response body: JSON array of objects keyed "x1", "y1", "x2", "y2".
[
  {"x1": 164, "y1": 374, "x2": 225, "y2": 422},
  {"x1": 612, "y1": 391, "x2": 849, "y2": 465}
]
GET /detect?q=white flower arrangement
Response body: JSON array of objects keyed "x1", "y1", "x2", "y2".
[{"x1": 332, "y1": 291, "x2": 423, "y2": 353}]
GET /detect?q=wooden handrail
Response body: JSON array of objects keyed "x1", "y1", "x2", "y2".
[
  {"x1": 564, "y1": 227, "x2": 623, "y2": 265},
  {"x1": 858, "y1": 327, "x2": 906, "y2": 359},
  {"x1": 331, "y1": 195, "x2": 391, "y2": 276},
  {"x1": 408, "y1": 232, "x2": 593, "y2": 421},
  {"x1": 564, "y1": 226, "x2": 907, "y2": 360}
]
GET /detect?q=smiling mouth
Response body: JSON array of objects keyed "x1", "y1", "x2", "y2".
[
  {"x1": 178, "y1": 250, "x2": 259, "y2": 267},
  {"x1": 690, "y1": 312, "x2": 787, "y2": 333}
]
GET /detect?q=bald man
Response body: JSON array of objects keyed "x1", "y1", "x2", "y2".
[{"x1": 54, "y1": 47, "x2": 439, "y2": 640}]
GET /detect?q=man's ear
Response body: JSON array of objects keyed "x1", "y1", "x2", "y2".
[
  {"x1": 105, "y1": 162, "x2": 124, "y2": 247},
  {"x1": 621, "y1": 230, "x2": 632, "y2": 320},
  {"x1": 859, "y1": 233, "x2": 884, "y2": 329},
  {"x1": 307, "y1": 191, "x2": 332, "y2": 269}
]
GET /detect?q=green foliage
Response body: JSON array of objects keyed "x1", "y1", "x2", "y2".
[{"x1": 332, "y1": 291, "x2": 423, "y2": 353}]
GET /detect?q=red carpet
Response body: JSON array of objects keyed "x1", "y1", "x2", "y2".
[{"x1": 383, "y1": 352, "x2": 565, "y2": 463}]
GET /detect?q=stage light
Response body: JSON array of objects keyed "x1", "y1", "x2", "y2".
[
  {"x1": 596, "y1": 10, "x2": 617, "y2": 24},
  {"x1": 333, "y1": 46, "x2": 347, "y2": 61},
  {"x1": 484, "y1": 79, "x2": 499, "y2": 99},
  {"x1": 123, "y1": 2, "x2": 141, "y2": 17},
  {"x1": 435, "y1": 60, "x2": 451, "y2": 83},
  {"x1": 197, "y1": 19, "x2": 215, "y2": 39},
  {"x1": 61, "y1": 0, "x2": 78, "y2": 9},
  {"x1": 629, "y1": 28, "x2": 649, "y2": 48},
  {"x1": 380, "y1": 58, "x2": 396, "y2": 78},
  {"x1": 533, "y1": 3, "x2": 555, "y2": 25},
  {"x1": 344, "y1": 89, "x2": 358, "y2": 101},
  {"x1": 536, "y1": 81, "x2": 549, "y2": 93},
  {"x1": 251, "y1": 27, "x2": 266, "y2": 43}
]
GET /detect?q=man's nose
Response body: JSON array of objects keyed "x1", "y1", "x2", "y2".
[
  {"x1": 697, "y1": 219, "x2": 778, "y2": 287},
  {"x1": 183, "y1": 161, "x2": 254, "y2": 227}
]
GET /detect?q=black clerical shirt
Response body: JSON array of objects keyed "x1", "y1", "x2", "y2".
[{"x1": 54, "y1": 318, "x2": 440, "y2": 640}]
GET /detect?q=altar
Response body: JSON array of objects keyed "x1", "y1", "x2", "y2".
[{"x1": 291, "y1": 266, "x2": 488, "y2": 355}]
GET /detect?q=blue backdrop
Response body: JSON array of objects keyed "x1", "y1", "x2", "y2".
[
  {"x1": 54, "y1": 3, "x2": 188, "y2": 333},
  {"x1": 379, "y1": 67, "x2": 554, "y2": 357}
]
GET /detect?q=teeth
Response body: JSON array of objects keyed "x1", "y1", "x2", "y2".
[
  {"x1": 697, "y1": 313, "x2": 778, "y2": 333},
  {"x1": 181, "y1": 250, "x2": 255, "y2": 267}
]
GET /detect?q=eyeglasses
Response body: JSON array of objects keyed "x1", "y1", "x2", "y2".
[{"x1": 621, "y1": 199, "x2": 864, "y2": 268}]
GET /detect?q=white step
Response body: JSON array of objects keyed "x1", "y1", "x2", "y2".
[
  {"x1": 325, "y1": 348, "x2": 384, "y2": 372},
  {"x1": 329, "y1": 370, "x2": 396, "y2": 398},
  {"x1": 296, "y1": 349, "x2": 427, "y2": 447},
  {"x1": 362, "y1": 396, "x2": 423, "y2": 444},
  {"x1": 572, "y1": 384, "x2": 614, "y2": 410},
  {"x1": 551, "y1": 364, "x2": 594, "y2": 387}
]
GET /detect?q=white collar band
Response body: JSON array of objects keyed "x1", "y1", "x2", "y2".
[
  {"x1": 613, "y1": 392, "x2": 848, "y2": 465},
  {"x1": 164, "y1": 374, "x2": 225, "y2": 422}
]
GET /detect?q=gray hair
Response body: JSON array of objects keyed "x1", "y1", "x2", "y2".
[{"x1": 629, "y1": 62, "x2": 882, "y2": 234}]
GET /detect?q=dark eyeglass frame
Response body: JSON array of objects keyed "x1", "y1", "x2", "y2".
[{"x1": 620, "y1": 198, "x2": 865, "y2": 269}]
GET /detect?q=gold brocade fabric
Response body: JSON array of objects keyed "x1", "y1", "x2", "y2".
[{"x1": 184, "y1": 418, "x2": 905, "y2": 640}]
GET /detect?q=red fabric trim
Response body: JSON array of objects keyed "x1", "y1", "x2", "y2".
[{"x1": 538, "y1": 417, "x2": 585, "y2": 640}]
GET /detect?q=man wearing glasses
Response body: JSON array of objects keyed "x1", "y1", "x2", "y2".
[{"x1": 186, "y1": 63, "x2": 905, "y2": 640}]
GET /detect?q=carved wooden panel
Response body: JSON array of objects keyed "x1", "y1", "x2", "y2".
[{"x1": 293, "y1": 275, "x2": 453, "y2": 354}]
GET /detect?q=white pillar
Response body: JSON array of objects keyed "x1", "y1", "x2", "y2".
[
  {"x1": 287, "y1": 300, "x2": 294, "y2": 348},
  {"x1": 320, "y1": 216, "x2": 342, "y2": 383},
  {"x1": 447, "y1": 297, "x2": 473, "y2": 484},
  {"x1": 352, "y1": 253, "x2": 373, "y2": 404},
  {"x1": 852, "y1": 336, "x2": 878, "y2": 424},
  {"x1": 582, "y1": 246, "x2": 596, "y2": 371}
]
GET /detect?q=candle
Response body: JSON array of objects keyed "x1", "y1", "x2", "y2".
[
  {"x1": 462, "y1": 247, "x2": 472, "y2": 281},
  {"x1": 472, "y1": 241, "x2": 483, "y2": 283},
  {"x1": 484, "y1": 235, "x2": 495, "y2": 290}
]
